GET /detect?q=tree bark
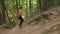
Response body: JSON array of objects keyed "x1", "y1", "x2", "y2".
[
  {"x1": 29, "y1": 0, "x2": 32, "y2": 16},
  {"x1": 0, "y1": 0, "x2": 6, "y2": 24},
  {"x1": 37, "y1": 0, "x2": 41, "y2": 12},
  {"x1": 41, "y1": 0, "x2": 48, "y2": 11}
]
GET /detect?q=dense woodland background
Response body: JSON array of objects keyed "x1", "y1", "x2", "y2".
[{"x1": 0, "y1": 0, "x2": 60, "y2": 29}]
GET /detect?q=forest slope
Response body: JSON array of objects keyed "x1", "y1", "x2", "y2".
[{"x1": 1, "y1": 6, "x2": 60, "y2": 34}]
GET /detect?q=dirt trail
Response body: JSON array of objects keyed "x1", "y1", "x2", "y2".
[{"x1": 1, "y1": 6, "x2": 60, "y2": 34}]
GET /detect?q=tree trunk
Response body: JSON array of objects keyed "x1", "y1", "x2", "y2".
[
  {"x1": 19, "y1": 0, "x2": 20, "y2": 6},
  {"x1": 0, "y1": 0, "x2": 6, "y2": 24},
  {"x1": 41, "y1": 0, "x2": 48, "y2": 11},
  {"x1": 16, "y1": 0, "x2": 18, "y2": 11},
  {"x1": 25, "y1": 0, "x2": 28, "y2": 18},
  {"x1": 29, "y1": 0, "x2": 32, "y2": 16},
  {"x1": 37, "y1": 0, "x2": 41, "y2": 12},
  {"x1": 0, "y1": 12, "x2": 3, "y2": 25}
]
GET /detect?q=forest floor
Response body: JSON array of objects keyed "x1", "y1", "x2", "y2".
[{"x1": 0, "y1": 6, "x2": 60, "y2": 34}]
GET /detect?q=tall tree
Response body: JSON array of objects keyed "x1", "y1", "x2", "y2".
[
  {"x1": 0, "y1": 0, "x2": 6, "y2": 24},
  {"x1": 41, "y1": 0, "x2": 48, "y2": 11},
  {"x1": 19, "y1": 0, "x2": 20, "y2": 6},
  {"x1": 25, "y1": 0, "x2": 28, "y2": 18},
  {"x1": 16, "y1": 0, "x2": 18, "y2": 11},
  {"x1": 37, "y1": 0, "x2": 41, "y2": 11},
  {"x1": 0, "y1": 5, "x2": 3, "y2": 25},
  {"x1": 29, "y1": 0, "x2": 32, "y2": 16}
]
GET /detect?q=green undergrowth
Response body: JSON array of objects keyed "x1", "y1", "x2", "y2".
[
  {"x1": 0, "y1": 17, "x2": 18, "y2": 29},
  {"x1": 3, "y1": 20, "x2": 17, "y2": 29}
]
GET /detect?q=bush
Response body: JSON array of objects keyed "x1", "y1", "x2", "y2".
[{"x1": 4, "y1": 21, "x2": 16, "y2": 29}]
